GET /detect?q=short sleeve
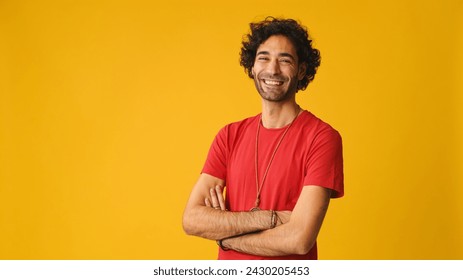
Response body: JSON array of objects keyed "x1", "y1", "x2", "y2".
[
  {"x1": 303, "y1": 128, "x2": 344, "y2": 198},
  {"x1": 201, "y1": 126, "x2": 229, "y2": 182}
]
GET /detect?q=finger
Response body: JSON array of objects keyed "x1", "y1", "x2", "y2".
[
  {"x1": 205, "y1": 198, "x2": 211, "y2": 207},
  {"x1": 215, "y1": 185, "x2": 226, "y2": 210},
  {"x1": 209, "y1": 188, "x2": 220, "y2": 209}
]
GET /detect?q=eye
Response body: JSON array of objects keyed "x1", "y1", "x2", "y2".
[
  {"x1": 257, "y1": 56, "x2": 269, "y2": 61},
  {"x1": 280, "y1": 58, "x2": 292, "y2": 64}
]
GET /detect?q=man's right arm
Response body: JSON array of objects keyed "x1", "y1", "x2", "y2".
[{"x1": 182, "y1": 173, "x2": 287, "y2": 241}]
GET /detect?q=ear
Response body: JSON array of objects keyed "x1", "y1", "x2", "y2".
[
  {"x1": 251, "y1": 66, "x2": 255, "y2": 78},
  {"x1": 297, "y1": 62, "x2": 307, "y2": 80}
]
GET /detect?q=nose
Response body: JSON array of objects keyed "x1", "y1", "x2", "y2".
[{"x1": 267, "y1": 59, "x2": 281, "y2": 75}]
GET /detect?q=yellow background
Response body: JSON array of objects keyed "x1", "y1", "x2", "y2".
[{"x1": 1, "y1": 0, "x2": 462, "y2": 259}]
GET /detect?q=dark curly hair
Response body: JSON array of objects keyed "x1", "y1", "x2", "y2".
[{"x1": 240, "y1": 17, "x2": 321, "y2": 92}]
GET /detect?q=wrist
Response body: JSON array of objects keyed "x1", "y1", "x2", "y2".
[{"x1": 270, "y1": 210, "x2": 277, "y2": 229}]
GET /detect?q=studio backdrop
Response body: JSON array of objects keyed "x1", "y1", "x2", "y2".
[{"x1": 1, "y1": 0, "x2": 462, "y2": 259}]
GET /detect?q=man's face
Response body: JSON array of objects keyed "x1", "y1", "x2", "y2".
[{"x1": 251, "y1": 35, "x2": 306, "y2": 102}]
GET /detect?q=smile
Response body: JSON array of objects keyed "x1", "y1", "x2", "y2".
[{"x1": 263, "y1": 79, "x2": 284, "y2": 86}]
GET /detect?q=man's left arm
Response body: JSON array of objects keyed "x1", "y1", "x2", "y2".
[{"x1": 220, "y1": 185, "x2": 331, "y2": 256}]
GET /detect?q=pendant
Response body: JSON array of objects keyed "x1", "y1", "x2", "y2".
[{"x1": 250, "y1": 197, "x2": 260, "y2": 211}]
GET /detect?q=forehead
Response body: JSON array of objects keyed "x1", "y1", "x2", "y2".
[{"x1": 256, "y1": 35, "x2": 297, "y2": 56}]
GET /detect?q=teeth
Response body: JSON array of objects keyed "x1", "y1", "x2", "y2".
[{"x1": 263, "y1": 80, "x2": 283, "y2": 85}]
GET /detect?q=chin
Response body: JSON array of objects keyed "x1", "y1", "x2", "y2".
[{"x1": 260, "y1": 92, "x2": 292, "y2": 102}]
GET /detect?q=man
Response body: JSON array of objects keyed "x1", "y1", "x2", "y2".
[{"x1": 183, "y1": 17, "x2": 344, "y2": 260}]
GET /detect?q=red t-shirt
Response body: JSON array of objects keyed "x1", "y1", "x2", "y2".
[{"x1": 202, "y1": 110, "x2": 344, "y2": 259}]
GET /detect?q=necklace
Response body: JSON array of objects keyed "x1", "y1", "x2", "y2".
[{"x1": 251, "y1": 109, "x2": 300, "y2": 211}]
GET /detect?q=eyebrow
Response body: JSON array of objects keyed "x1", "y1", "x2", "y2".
[{"x1": 256, "y1": 51, "x2": 296, "y2": 60}]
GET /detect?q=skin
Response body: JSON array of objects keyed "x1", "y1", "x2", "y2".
[
  {"x1": 252, "y1": 35, "x2": 303, "y2": 104},
  {"x1": 182, "y1": 35, "x2": 332, "y2": 256},
  {"x1": 183, "y1": 174, "x2": 291, "y2": 241}
]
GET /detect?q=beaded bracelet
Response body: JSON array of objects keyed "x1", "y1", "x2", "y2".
[{"x1": 270, "y1": 210, "x2": 277, "y2": 229}]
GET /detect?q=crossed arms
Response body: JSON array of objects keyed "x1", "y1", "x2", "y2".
[{"x1": 182, "y1": 173, "x2": 332, "y2": 257}]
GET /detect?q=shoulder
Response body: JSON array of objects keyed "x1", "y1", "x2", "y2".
[
  {"x1": 217, "y1": 114, "x2": 260, "y2": 137},
  {"x1": 298, "y1": 111, "x2": 342, "y2": 141}
]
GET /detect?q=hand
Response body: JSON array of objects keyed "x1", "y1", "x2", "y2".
[{"x1": 205, "y1": 185, "x2": 227, "y2": 211}]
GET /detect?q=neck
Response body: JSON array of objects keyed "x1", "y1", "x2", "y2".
[{"x1": 261, "y1": 98, "x2": 301, "y2": 128}]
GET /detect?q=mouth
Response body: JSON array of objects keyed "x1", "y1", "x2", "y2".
[{"x1": 262, "y1": 79, "x2": 284, "y2": 86}]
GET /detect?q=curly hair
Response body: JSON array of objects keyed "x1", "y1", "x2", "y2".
[{"x1": 240, "y1": 17, "x2": 321, "y2": 91}]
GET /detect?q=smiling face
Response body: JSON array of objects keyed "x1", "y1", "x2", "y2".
[{"x1": 251, "y1": 35, "x2": 306, "y2": 102}]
